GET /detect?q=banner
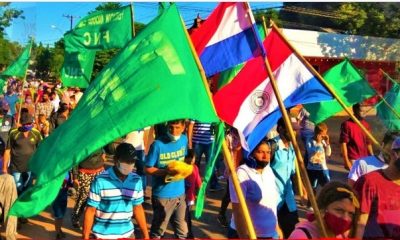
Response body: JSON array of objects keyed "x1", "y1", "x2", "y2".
[{"x1": 60, "y1": 49, "x2": 96, "y2": 88}]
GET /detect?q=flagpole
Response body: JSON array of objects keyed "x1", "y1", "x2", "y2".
[
  {"x1": 380, "y1": 68, "x2": 399, "y2": 86},
  {"x1": 16, "y1": 38, "x2": 33, "y2": 126},
  {"x1": 270, "y1": 23, "x2": 381, "y2": 149},
  {"x1": 364, "y1": 81, "x2": 400, "y2": 120},
  {"x1": 179, "y1": 15, "x2": 257, "y2": 240},
  {"x1": 130, "y1": 3, "x2": 136, "y2": 37},
  {"x1": 261, "y1": 17, "x2": 329, "y2": 238}
]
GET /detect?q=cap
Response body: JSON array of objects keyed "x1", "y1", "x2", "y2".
[
  {"x1": 115, "y1": 143, "x2": 137, "y2": 163},
  {"x1": 20, "y1": 113, "x2": 34, "y2": 125},
  {"x1": 392, "y1": 137, "x2": 400, "y2": 151}
]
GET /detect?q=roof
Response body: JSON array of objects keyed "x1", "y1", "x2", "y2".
[{"x1": 282, "y1": 28, "x2": 400, "y2": 62}]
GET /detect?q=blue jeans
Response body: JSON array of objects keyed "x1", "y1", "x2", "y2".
[
  {"x1": 135, "y1": 150, "x2": 146, "y2": 191},
  {"x1": 12, "y1": 171, "x2": 32, "y2": 195},
  {"x1": 193, "y1": 142, "x2": 219, "y2": 189}
]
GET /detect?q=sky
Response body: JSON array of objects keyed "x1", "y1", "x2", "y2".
[{"x1": 4, "y1": 2, "x2": 283, "y2": 46}]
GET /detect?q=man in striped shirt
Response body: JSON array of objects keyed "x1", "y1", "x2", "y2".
[{"x1": 83, "y1": 143, "x2": 149, "y2": 239}]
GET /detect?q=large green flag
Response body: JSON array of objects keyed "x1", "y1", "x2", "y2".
[
  {"x1": 2, "y1": 42, "x2": 32, "y2": 78},
  {"x1": 304, "y1": 59, "x2": 375, "y2": 123},
  {"x1": 10, "y1": 3, "x2": 219, "y2": 217},
  {"x1": 60, "y1": 49, "x2": 96, "y2": 88},
  {"x1": 376, "y1": 83, "x2": 400, "y2": 131},
  {"x1": 64, "y1": 5, "x2": 132, "y2": 51},
  {"x1": 61, "y1": 5, "x2": 132, "y2": 88}
]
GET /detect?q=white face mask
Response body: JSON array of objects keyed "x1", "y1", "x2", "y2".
[
  {"x1": 118, "y1": 162, "x2": 134, "y2": 175},
  {"x1": 167, "y1": 132, "x2": 181, "y2": 141}
]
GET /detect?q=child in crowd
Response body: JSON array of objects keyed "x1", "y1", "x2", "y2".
[
  {"x1": 185, "y1": 149, "x2": 202, "y2": 239},
  {"x1": 36, "y1": 113, "x2": 50, "y2": 137},
  {"x1": 306, "y1": 122, "x2": 332, "y2": 194}
]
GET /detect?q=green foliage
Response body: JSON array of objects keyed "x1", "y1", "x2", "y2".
[
  {"x1": 254, "y1": 9, "x2": 282, "y2": 27},
  {"x1": 0, "y1": 38, "x2": 21, "y2": 70},
  {"x1": 334, "y1": 3, "x2": 400, "y2": 38},
  {"x1": 0, "y1": 3, "x2": 24, "y2": 37}
]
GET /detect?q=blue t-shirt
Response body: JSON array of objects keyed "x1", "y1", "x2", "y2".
[
  {"x1": 270, "y1": 137, "x2": 297, "y2": 212},
  {"x1": 87, "y1": 167, "x2": 143, "y2": 239},
  {"x1": 4, "y1": 94, "x2": 19, "y2": 116},
  {"x1": 146, "y1": 134, "x2": 187, "y2": 198}
]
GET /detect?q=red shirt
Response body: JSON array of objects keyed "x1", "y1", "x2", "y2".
[
  {"x1": 185, "y1": 164, "x2": 202, "y2": 203},
  {"x1": 354, "y1": 170, "x2": 400, "y2": 238},
  {"x1": 340, "y1": 118, "x2": 371, "y2": 160}
]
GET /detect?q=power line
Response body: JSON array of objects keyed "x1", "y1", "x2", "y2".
[{"x1": 63, "y1": 14, "x2": 80, "y2": 30}]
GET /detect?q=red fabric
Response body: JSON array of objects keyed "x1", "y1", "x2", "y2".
[
  {"x1": 339, "y1": 118, "x2": 371, "y2": 160},
  {"x1": 185, "y1": 165, "x2": 202, "y2": 202},
  {"x1": 354, "y1": 170, "x2": 400, "y2": 238}
]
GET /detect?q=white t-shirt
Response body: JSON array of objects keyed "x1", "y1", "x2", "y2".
[
  {"x1": 348, "y1": 154, "x2": 388, "y2": 182},
  {"x1": 124, "y1": 128, "x2": 150, "y2": 151},
  {"x1": 229, "y1": 164, "x2": 279, "y2": 238}
]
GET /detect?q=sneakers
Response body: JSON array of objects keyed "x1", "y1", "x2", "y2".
[{"x1": 217, "y1": 214, "x2": 229, "y2": 228}]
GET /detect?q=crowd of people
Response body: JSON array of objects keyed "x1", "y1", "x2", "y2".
[{"x1": 0, "y1": 76, "x2": 399, "y2": 239}]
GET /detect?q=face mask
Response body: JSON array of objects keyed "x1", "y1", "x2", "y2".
[
  {"x1": 118, "y1": 162, "x2": 135, "y2": 176},
  {"x1": 167, "y1": 132, "x2": 181, "y2": 141},
  {"x1": 324, "y1": 211, "x2": 352, "y2": 235},
  {"x1": 20, "y1": 125, "x2": 33, "y2": 132},
  {"x1": 26, "y1": 99, "x2": 32, "y2": 104}
]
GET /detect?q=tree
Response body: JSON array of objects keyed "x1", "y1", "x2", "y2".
[
  {"x1": 49, "y1": 39, "x2": 65, "y2": 80},
  {"x1": 33, "y1": 43, "x2": 52, "y2": 79},
  {"x1": 0, "y1": 3, "x2": 24, "y2": 38},
  {"x1": 0, "y1": 38, "x2": 21, "y2": 70},
  {"x1": 254, "y1": 9, "x2": 282, "y2": 27}
]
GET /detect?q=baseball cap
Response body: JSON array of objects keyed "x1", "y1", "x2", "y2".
[
  {"x1": 392, "y1": 137, "x2": 400, "y2": 151},
  {"x1": 114, "y1": 143, "x2": 138, "y2": 163}
]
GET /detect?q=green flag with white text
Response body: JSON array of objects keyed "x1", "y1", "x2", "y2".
[
  {"x1": 60, "y1": 49, "x2": 96, "y2": 88},
  {"x1": 376, "y1": 83, "x2": 400, "y2": 131},
  {"x1": 305, "y1": 59, "x2": 375, "y2": 123},
  {"x1": 10, "y1": 3, "x2": 219, "y2": 217},
  {"x1": 2, "y1": 42, "x2": 32, "y2": 78},
  {"x1": 64, "y1": 5, "x2": 132, "y2": 51}
]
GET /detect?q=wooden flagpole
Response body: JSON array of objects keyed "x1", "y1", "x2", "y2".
[
  {"x1": 270, "y1": 22, "x2": 381, "y2": 149},
  {"x1": 130, "y1": 3, "x2": 136, "y2": 37},
  {"x1": 369, "y1": 86, "x2": 400, "y2": 120},
  {"x1": 380, "y1": 68, "x2": 399, "y2": 86},
  {"x1": 16, "y1": 38, "x2": 33, "y2": 126},
  {"x1": 261, "y1": 17, "x2": 329, "y2": 238},
  {"x1": 179, "y1": 13, "x2": 257, "y2": 239}
]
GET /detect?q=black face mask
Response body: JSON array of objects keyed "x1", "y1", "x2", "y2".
[{"x1": 255, "y1": 159, "x2": 269, "y2": 169}]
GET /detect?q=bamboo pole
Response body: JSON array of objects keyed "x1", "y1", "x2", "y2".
[
  {"x1": 270, "y1": 22, "x2": 381, "y2": 149},
  {"x1": 261, "y1": 17, "x2": 329, "y2": 238},
  {"x1": 380, "y1": 68, "x2": 399, "y2": 86},
  {"x1": 16, "y1": 39, "x2": 33, "y2": 126},
  {"x1": 179, "y1": 14, "x2": 257, "y2": 239},
  {"x1": 130, "y1": 3, "x2": 136, "y2": 37}
]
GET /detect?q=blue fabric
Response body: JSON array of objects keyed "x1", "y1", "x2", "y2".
[
  {"x1": 269, "y1": 137, "x2": 297, "y2": 212},
  {"x1": 201, "y1": 26, "x2": 263, "y2": 77},
  {"x1": 245, "y1": 77, "x2": 333, "y2": 155},
  {"x1": 87, "y1": 167, "x2": 143, "y2": 238},
  {"x1": 145, "y1": 134, "x2": 187, "y2": 198},
  {"x1": 4, "y1": 94, "x2": 19, "y2": 116}
]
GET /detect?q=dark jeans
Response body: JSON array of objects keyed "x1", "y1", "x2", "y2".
[
  {"x1": 277, "y1": 203, "x2": 299, "y2": 239},
  {"x1": 219, "y1": 179, "x2": 230, "y2": 215}
]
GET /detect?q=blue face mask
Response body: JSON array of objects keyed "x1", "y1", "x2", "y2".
[{"x1": 20, "y1": 125, "x2": 33, "y2": 132}]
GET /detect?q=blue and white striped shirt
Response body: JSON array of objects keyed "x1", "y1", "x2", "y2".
[
  {"x1": 191, "y1": 121, "x2": 214, "y2": 144},
  {"x1": 87, "y1": 167, "x2": 143, "y2": 239}
]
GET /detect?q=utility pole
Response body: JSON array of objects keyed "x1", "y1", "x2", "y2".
[{"x1": 63, "y1": 14, "x2": 80, "y2": 30}]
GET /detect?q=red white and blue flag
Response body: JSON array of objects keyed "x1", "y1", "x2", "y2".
[
  {"x1": 213, "y1": 27, "x2": 333, "y2": 152},
  {"x1": 190, "y1": 2, "x2": 263, "y2": 77}
]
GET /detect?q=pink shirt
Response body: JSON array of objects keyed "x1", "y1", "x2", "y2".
[{"x1": 289, "y1": 219, "x2": 346, "y2": 239}]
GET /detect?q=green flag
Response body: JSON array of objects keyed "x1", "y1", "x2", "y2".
[
  {"x1": 304, "y1": 59, "x2": 375, "y2": 123},
  {"x1": 10, "y1": 3, "x2": 219, "y2": 218},
  {"x1": 60, "y1": 49, "x2": 96, "y2": 88},
  {"x1": 376, "y1": 83, "x2": 400, "y2": 131},
  {"x1": 64, "y1": 5, "x2": 132, "y2": 51},
  {"x1": 2, "y1": 42, "x2": 32, "y2": 78}
]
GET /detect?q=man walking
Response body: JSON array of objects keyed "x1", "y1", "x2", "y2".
[
  {"x1": 145, "y1": 119, "x2": 188, "y2": 239},
  {"x1": 83, "y1": 143, "x2": 148, "y2": 239}
]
